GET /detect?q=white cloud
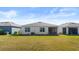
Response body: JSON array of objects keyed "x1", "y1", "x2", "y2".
[
  {"x1": 0, "y1": 10, "x2": 17, "y2": 22},
  {"x1": 53, "y1": 12, "x2": 76, "y2": 18},
  {"x1": 50, "y1": 8, "x2": 58, "y2": 14},
  {"x1": 19, "y1": 8, "x2": 78, "y2": 25},
  {"x1": 0, "y1": 10, "x2": 16, "y2": 20},
  {"x1": 49, "y1": 8, "x2": 77, "y2": 18},
  {"x1": 0, "y1": 8, "x2": 76, "y2": 25},
  {"x1": 59, "y1": 8, "x2": 76, "y2": 12}
]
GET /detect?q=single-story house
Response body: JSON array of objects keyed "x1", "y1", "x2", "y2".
[
  {"x1": 0, "y1": 22, "x2": 79, "y2": 35},
  {"x1": 20, "y1": 22, "x2": 58, "y2": 35},
  {"x1": 0, "y1": 22, "x2": 21, "y2": 34},
  {"x1": 58, "y1": 22, "x2": 79, "y2": 35}
]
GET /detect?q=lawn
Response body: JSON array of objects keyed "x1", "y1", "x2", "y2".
[{"x1": 0, "y1": 35, "x2": 79, "y2": 51}]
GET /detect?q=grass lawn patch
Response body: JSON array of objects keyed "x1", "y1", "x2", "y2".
[{"x1": 0, "y1": 35, "x2": 79, "y2": 51}]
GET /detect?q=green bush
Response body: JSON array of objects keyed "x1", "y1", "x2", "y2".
[
  {"x1": 13, "y1": 31, "x2": 22, "y2": 35},
  {"x1": 13, "y1": 31, "x2": 18, "y2": 35}
]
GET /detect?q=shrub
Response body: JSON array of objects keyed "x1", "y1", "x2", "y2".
[
  {"x1": 13, "y1": 31, "x2": 18, "y2": 35},
  {"x1": 31, "y1": 32, "x2": 35, "y2": 35}
]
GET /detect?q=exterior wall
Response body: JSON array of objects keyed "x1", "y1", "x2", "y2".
[
  {"x1": 0, "y1": 26, "x2": 11, "y2": 34},
  {"x1": 66, "y1": 27, "x2": 69, "y2": 34},
  {"x1": 58, "y1": 26, "x2": 79, "y2": 35},
  {"x1": 20, "y1": 26, "x2": 49, "y2": 35},
  {"x1": 78, "y1": 27, "x2": 79, "y2": 34},
  {"x1": 0, "y1": 26, "x2": 21, "y2": 34},
  {"x1": 57, "y1": 26, "x2": 63, "y2": 34},
  {"x1": 11, "y1": 27, "x2": 21, "y2": 34},
  {"x1": 20, "y1": 24, "x2": 79, "y2": 35}
]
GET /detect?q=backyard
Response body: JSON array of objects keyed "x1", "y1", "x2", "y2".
[{"x1": 0, "y1": 35, "x2": 79, "y2": 51}]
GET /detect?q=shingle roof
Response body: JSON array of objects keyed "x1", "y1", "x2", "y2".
[
  {"x1": 23, "y1": 22, "x2": 58, "y2": 27},
  {"x1": 0, "y1": 22, "x2": 21, "y2": 27},
  {"x1": 60, "y1": 22, "x2": 79, "y2": 27}
]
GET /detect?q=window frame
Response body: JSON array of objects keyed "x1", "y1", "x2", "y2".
[
  {"x1": 25, "y1": 27, "x2": 30, "y2": 32},
  {"x1": 40, "y1": 27, "x2": 45, "y2": 32}
]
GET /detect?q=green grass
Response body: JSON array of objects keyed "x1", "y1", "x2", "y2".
[{"x1": 0, "y1": 35, "x2": 79, "y2": 51}]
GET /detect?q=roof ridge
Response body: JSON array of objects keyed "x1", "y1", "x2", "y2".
[{"x1": 23, "y1": 22, "x2": 57, "y2": 27}]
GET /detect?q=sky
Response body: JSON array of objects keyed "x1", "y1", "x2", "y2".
[{"x1": 0, "y1": 7, "x2": 79, "y2": 25}]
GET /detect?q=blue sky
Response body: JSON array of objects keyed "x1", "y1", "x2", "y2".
[{"x1": 0, "y1": 7, "x2": 79, "y2": 25}]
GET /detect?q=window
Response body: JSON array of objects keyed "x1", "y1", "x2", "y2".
[
  {"x1": 52, "y1": 28, "x2": 57, "y2": 32},
  {"x1": 25, "y1": 28, "x2": 30, "y2": 32},
  {"x1": 63, "y1": 28, "x2": 66, "y2": 34},
  {"x1": 40, "y1": 27, "x2": 45, "y2": 32}
]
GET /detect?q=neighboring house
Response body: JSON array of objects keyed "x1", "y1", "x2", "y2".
[
  {"x1": 0, "y1": 21, "x2": 79, "y2": 35},
  {"x1": 0, "y1": 22, "x2": 21, "y2": 34},
  {"x1": 20, "y1": 22, "x2": 58, "y2": 35},
  {"x1": 58, "y1": 22, "x2": 79, "y2": 35}
]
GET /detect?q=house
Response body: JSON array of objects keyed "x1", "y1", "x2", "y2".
[
  {"x1": 58, "y1": 22, "x2": 79, "y2": 35},
  {"x1": 0, "y1": 21, "x2": 79, "y2": 35},
  {"x1": 0, "y1": 22, "x2": 21, "y2": 34},
  {"x1": 20, "y1": 22, "x2": 58, "y2": 35}
]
